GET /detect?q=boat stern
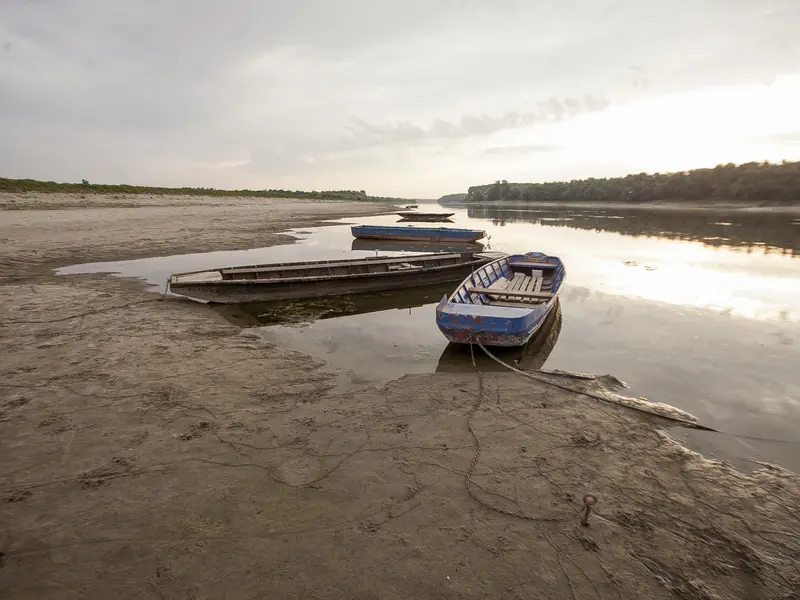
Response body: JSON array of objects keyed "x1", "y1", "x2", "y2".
[{"x1": 435, "y1": 302, "x2": 545, "y2": 347}]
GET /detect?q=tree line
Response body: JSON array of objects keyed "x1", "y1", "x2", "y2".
[
  {"x1": 465, "y1": 161, "x2": 800, "y2": 206},
  {"x1": 0, "y1": 177, "x2": 401, "y2": 203}
]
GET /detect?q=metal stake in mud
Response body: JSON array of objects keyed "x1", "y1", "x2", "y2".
[{"x1": 581, "y1": 494, "x2": 597, "y2": 526}]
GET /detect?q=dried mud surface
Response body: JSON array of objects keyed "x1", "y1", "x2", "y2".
[{"x1": 1, "y1": 194, "x2": 798, "y2": 599}]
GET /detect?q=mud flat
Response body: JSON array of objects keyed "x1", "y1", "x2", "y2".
[{"x1": 1, "y1": 194, "x2": 798, "y2": 599}]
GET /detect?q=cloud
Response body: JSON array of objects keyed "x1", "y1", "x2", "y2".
[
  {"x1": 0, "y1": 0, "x2": 799, "y2": 196},
  {"x1": 483, "y1": 144, "x2": 561, "y2": 155},
  {"x1": 345, "y1": 95, "x2": 610, "y2": 147}
]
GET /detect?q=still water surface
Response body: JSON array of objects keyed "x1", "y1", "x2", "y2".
[{"x1": 59, "y1": 205, "x2": 800, "y2": 472}]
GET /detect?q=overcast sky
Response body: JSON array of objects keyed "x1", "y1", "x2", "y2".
[{"x1": 1, "y1": 0, "x2": 799, "y2": 197}]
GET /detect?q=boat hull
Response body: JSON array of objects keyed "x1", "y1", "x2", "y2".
[
  {"x1": 170, "y1": 258, "x2": 487, "y2": 304},
  {"x1": 351, "y1": 239, "x2": 484, "y2": 253},
  {"x1": 436, "y1": 306, "x2": 552, "y2": 347},
  {"x1": 396, "y1": 212, "x2": 454, "y2": 222},
  {"x1": 351, "y1": 225, "x2": 485, "y2": 243}
]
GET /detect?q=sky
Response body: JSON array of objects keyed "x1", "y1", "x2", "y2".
[{"x1": 1, "y1": 0, "x2": 799, "y2": 198}]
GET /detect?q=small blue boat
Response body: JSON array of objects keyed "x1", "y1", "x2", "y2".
[
  {"x1": 351, "y1": 225, "x2": 486, "y2": 243},
  {"x1": 436, "y1": 252, "x2": 565, "y2": 347}
]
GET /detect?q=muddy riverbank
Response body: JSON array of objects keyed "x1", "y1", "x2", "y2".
[{"x1": 1, "y1": 194, "x2": 798, "y2": 599}]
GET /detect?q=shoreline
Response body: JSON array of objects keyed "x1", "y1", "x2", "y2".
[{"x1": 1, "y1": 193, "x2": 798, "y2": 599}]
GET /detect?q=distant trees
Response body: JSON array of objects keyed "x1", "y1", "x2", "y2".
[
  {"x1": 465, "y1": 161, "x2": 800, "y2": 206},
  {"x1": 0, "y1": 178, "x2": 401, "y2": 203}
]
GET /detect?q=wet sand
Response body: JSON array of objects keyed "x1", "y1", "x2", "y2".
[{"x1": 1, "y1": 194, "x2": 798, "y2": 599}]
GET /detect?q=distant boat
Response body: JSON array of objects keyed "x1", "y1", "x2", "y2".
[
  {"x1": 396, "y1": 212, "x2": 454, "y2": 222},
  {"x1": 404, "y1": 204, "x2": 419, "y2": 209},
  {"x1": 351, "y1": 238, "x2": 484, "y2": 253},
  {"x1": 168, "y1": 252, "x2": 494, "y2": 304},
  {"x1": 352, "y1": 225, "x2": 485, "y2": 243},
  {"x1": 436, "y1": 252, "x2": 566, "y2": 347}
]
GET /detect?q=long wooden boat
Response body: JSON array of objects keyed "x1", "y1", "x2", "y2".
[
  {"x1": 351, "y1": 225, "x2": 485, "y2": 243},
  {"x1": 435, "y1": 251, "x2": 566, "y2": 347},
  {"x1": 168, "y1": 252, "x2": 494, "y2": 304},
  {"x1": 351, "y1": 239, "x2": 484, "y2": 253},
  {"x1": 396, "y1": 212, "x2": 454, "y2": 222}
]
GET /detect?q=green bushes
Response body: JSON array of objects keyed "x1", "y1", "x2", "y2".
[{"x1": 466, "y1": 161, "x2": 800, "y2": 205}]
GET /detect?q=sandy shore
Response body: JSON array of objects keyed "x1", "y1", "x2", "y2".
[{"x1": 1, "y1": 194, "x2": 798, "y2": 599}]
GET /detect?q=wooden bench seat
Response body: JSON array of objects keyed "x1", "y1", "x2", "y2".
[
  {"x1": 476, "y1": 270, "x2": 549, "y2": 303},
  {"x1": 468, "y1": 287, "x2": 555, "y2": 300}
]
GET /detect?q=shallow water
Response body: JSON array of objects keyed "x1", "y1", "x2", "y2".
[{"x1": 58, "y1": 205, "x2": 800, "y2": 472}]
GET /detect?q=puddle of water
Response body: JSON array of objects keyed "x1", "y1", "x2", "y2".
[
  {"x1": 58, "y1": 205, "x2": 800, "y2": 472},
  {"x1": 55, "y1": 226, "x2": 426, "y2": 294}
]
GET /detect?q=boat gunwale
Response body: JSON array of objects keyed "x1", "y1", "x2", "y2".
[{"x1": 168, "y1": 251, "x2": 470, "y2": 282}]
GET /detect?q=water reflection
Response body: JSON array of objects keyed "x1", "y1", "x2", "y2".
[
  {"x1": 436, "y1": 300, "x2": 562, "y2": 373},
  {"x1": 466, "y1": 205, "x2": 800, "y2": 257},
  {"x1": 211, "y1": 282, "x2": 456, "y2": 327}
]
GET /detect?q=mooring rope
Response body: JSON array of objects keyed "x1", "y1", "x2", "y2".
[{"x1": 471, "y1": 339, "x2": 720, "y2": 432}]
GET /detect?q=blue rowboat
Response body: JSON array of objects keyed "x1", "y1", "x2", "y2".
[
  {"x1": 351, "y1": 238, "x2": 484, "y2": 253},
  {"x1": 351, "y1": 225, "x2": 486, "y2": 243},
  {"x1": 435, "y1": 252, "x2": 566, "y2": 347}
]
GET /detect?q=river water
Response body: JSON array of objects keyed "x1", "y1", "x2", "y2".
[{"x1": 58, "y1": 204, "x2": 800, "y2": 472}]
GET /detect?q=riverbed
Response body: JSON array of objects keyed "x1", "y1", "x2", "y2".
[{"x1": 2, "y1": 195, "x2": 798, "y2": 600}]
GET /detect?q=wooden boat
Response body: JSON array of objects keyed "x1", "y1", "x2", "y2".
[
  {"x1": 351, "y1": 225, "x2": 485, "y2": 243},
  {"x1": 351, "y1": 239, "x2": 484, "y2": 253},
  {"x1": 436, "y1": 299, "x2": 562, "y2": 372},
  {"x1": 435, "y1": 251, "x2": 565, "y2": 347},
  {"x1": 403, "y1": 204, "x2": 418, "y2": 209},
  {"x1": 396, "y1": 212, "x2": 454, "y2": 222},
  {"x1": 168, "y1": 252, "x2": 493, "y2": 304}
]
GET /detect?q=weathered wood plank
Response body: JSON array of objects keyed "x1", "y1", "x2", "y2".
[
  {"x1": 468, "y1": 287, "x2": 555, "y2": 299},
  {"x1": 223, "y1": 254, "x2": 462, "y2": 275},
  {"x1": 510, "y1": 261, "x2": 557, "y2": 269},
  {"x1": 488, "y1": 299, "x2": 545, "y2": 308}
]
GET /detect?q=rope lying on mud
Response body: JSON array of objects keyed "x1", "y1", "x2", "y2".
[
  {"x1": 473, "y1": 342, "x2": 800, "y2": 447},
  {"x1": 465, "y1": 340, "x2": 570, "y2": 522},
  {"x1": 472, "y1": 340, "x2": 720, "y2": 433}
]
